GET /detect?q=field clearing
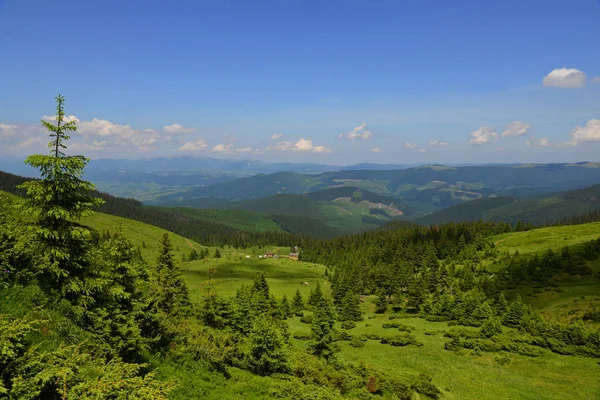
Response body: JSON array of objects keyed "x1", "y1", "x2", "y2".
[
  {"x1": 182, "y1": 257, "x2": 328, "y2": 301},
  {"x1": 492, "y1": 221, "x2": 600, "y2": 254},
  {"x1": 289, "y1": 313, "x2": 600, "y2": 400}
]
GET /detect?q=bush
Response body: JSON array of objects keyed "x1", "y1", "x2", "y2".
[
  {"x1": 300, "y1": 314, "x2": 314, "y2": 324},
  {"x1": 349, "y1": 336, "x2": 366, "y2": 348},
  {"x1": 380, "y1": 333, "x2": 417, "y2": 347},
  {"x1": 480, "y1": 317, "x2": 503, "y2": 338},
  {"x1": 494, "y1": 353, "x2": 511, "y2": 365},
  {"x1": 382, "y1": 322, "x2": 415, "y2": 331},
  {"x1": 293, "y1": 332, "x2": 313, "y2": 340},
  {"x1": 341, "y1": 321, "x2": 356, "y2": 330}
]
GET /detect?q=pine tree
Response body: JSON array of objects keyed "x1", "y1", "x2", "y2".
[
  {"x1": 291, "y1": 289, "x2": 304, "y2": 315},
  {"x1": 281, "y1": 294, "x2": 291, "y2": 318},
  {"x1": 375, "y1": 292, "x2": 388, "y2": 314},
  {"x1": 154, "y1": 233, "x2": 190, "y2": 316},
  {"x1": 18, "y1": 94, "x2": 104, "y2": 298},
  {"x1": 310, "y1": 299, "x2": 336, "y2": 359},
  {"x1": 480, "y1": 316, "x2": 503, "y2": 338},
  {"x1": 188, "y1": 248, "x2": 198, "y2": 261},
  {"x1": 502, "y1": 294, "x2": 525, "y2": 327},
  {"x1": 91, "y1": 229, "x2": 149, "y2": 360},
  {"x1": 496, "y1": 292, "x2": 509, "y2": 317},
  {"x1": 338, "y1": 291, "x2": 362, "y2": 322},
  {"x1": 308, "y1": 281, "x2": 325, "y2": 308},
  {"x1": 249, "y1": 316, "x2": 290, "y2": 376},
  {"x1": 214, "y1": 248, "x2": 221, "y2": 259}
]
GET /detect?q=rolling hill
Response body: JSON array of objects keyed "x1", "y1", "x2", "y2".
[
  {"x1": 148, "y1": 162, "x2": 600, "y2": 217},
  {"x1": 150, "y1": 186, "x2": 410, "y2": 237},
  {"x1": 417, "y1": 183, "x2": 600, "y2": 226}
]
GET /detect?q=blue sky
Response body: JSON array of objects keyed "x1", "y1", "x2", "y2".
[{"x1": 1, "y1": 0, "x2": 599, "y2": 164}]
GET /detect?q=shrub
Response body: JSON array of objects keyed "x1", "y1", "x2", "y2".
[
  {"x1": 341, "y1": 321, "x2": 356, "y2": 330},
  {"x1": 349, "y1": 336, "x2": 366, "y2": 348},
  {"x1": 300, "y1": 314, "x2": 314, "y2": 324}
]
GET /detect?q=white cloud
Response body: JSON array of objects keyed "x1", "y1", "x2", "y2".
[
  {"x1": 593, "y1": 77, "x2": 600, "y2": 83},
  {"x1": 0, "y1": 124, "x2": 18, "y2": 138},
  {"x1": 75, "y1": 118, "x2": 161, "y2": 151},
  {"x1": 314, "y1": 146, "x2": 332, "y2": 153},
  {"x1": 179, "y1": 140, "x2": 208, "y2": 152},
  {"x1": 41, "y1": 115, "x2": 79, "y2": 123},
  {"x1": 372, "y1": 147, "x2": 383, "y2": 153},
  {"x1": 526, "y1": 136, "x2": 552, "y2": 147},
  {"x1": 542, "y1": 68, "x2": 587, "y2": 88},
  {"x1": 163, "y1": 123, "x2": 193, "y2": 134},
  {"x1": 294, "y1": 138, "x2": 314, "y2": 151},
  {"x1": 429, "y1": 140, "x2": 450, "y2": 146},
  {"x1": 235, "y1": 147, "x2": 253, "y2": 153},
  {"x1": 569, "y1": 119, "x2": 600, "y2": 143},
  {"x1": 268, "y1": 138, "x2": 331, "y2": 153},
  {"x1": 271, "y1": 133, "x2": 283, "y2": 140},
  {"x1": 338, "y1": 123, "x2": 372, "y2": 140},
  {"x1": 404, "y1": 142, "x2": 418, "y2": 149},
  {"x1": 211, "y1": 143, "x2": 234, "y2": 152},
  {"x1": 418, "y1": 149, "x2": 427, "y2": 153},
  {"x1": 501, "y1": 121, "x2": 531, "y2": 137},
  {"x1": 11, "y1": 137, "x2": 46, "y2": 149},
  {"x1": 469, "y1": 127, "x2": 498, "y2": 145}
]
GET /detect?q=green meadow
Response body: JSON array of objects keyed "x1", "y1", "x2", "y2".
[
  {"x1": 38, "y1": 208, "x2": 600, "y2": 398},
  {"x1": 492, "y1": 221, "x2": 600, "y2": 254}
]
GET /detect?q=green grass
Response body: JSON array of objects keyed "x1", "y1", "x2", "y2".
[
  {"x1": 69, "y1": 207, "x2": 600, "y2": 398},
  {"x1": 151, "y1": 207, "x2": 284, "y2": 233},
  {"x1": 81, "y1": 211, "x2": 207, "y2": 263},
  {"x1": 492, "y1": 221, "x2": 600, "y2": 254},
  {"x1": 181, "y1": 256, "x2": 328, "y2": 302},
  {"x1": 289, "y1": 312, "x2": 600, "y2": 400}
]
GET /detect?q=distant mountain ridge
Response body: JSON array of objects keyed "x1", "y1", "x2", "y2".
[
  {"x1": 148, "y1": 162, "x2": 600, "y2": 218},
  {"x1": 417, "y1": 183, "x2": 600, "y2": 226}
]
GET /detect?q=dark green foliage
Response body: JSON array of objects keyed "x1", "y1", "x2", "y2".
[
  {"x1": 310, "y1": 299, "x2": 336, "y2": 359},
  {"x1": 291, "y1": 289, "x2": 304, "y2": 315},
  {"x1": 17, "y1": 95, "x2": 104, "y2": 299},
  {"x1": 338, "y1": 291, "x2": 362, "y2": 322},
  {"x1": 249, "y1": 317, "x2": 290, "y2": 376},
  {"x1": 380, "y1": 332, "x2": 419, "y2": 347},
  {"x1": 154, "y1": 233, "x2": 190, "y2": 316},
  {"x1": 340, "y1": 321, "x2": 356, "y2": 330},
  {"x1": 480, "y1": 317, "x2": 503, "y2": 338},
  {"x1": 307, "y1": 281, "x2": 325, "y2": 309},
  {"x1": 502, "y1": 295, "x2": 525, "y2": 327},
  {"x1": 281, "y1": 294, "x2": 291, "y2": 318},
  {"x1": 214, "y1": 248, "x2": 221, "y2": 258},
  {"x1": 375, "y1": 293, "x2": 388, "y2": 314}
]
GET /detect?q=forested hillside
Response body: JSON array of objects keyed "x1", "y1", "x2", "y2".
[{"x1": 418, "y1": 183, "x2": 600, "y2": 226}]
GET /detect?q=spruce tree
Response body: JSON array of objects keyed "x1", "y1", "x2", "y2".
[
  {"x1": 502, "y1": 294, "x2": 525, "y2": 327},
  {"x1": 249, "y1": 316, "x2": 290, "y2": 376},
  {"x1": 292, "y1": 289, "x2": 304, "y2": 315},
  {"x1": 214, "y1": 248, "x2": 221, "y2": 259},
  {"x1": 375, "y1": 292, "x2": 388, "y2": 314},
  {"x1": 339, "y1": 291, "x2": 362, "y2": 322},
  {"x1": 18, "y1": 94, "x2": 104, "y2": 298},
  {"x1": 310, "y1": 299, "x2": 336, "y2": 359},
  {"x1": 154, "y1": 233, "x2": 190, "y2": 316},
  {"x1": 308, "y1": 281, "x2": 325, "y2": 308},
  {"x1": 281, "y1": 294, "x2": 291, "y2": 318}
]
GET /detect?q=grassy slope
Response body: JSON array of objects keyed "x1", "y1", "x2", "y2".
[
  {"x1": 149, "y1": 207, "x2": 284, "y2": 233},
  {"x1": 68, "y1": 202, "x2": 600, "y2": 398},
  {"x1": 492, "y1": 221, "x2": 600, "y2": 254},
  {"x1": 80, "y1": 211, "x2": 207, "y2": 263}
]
